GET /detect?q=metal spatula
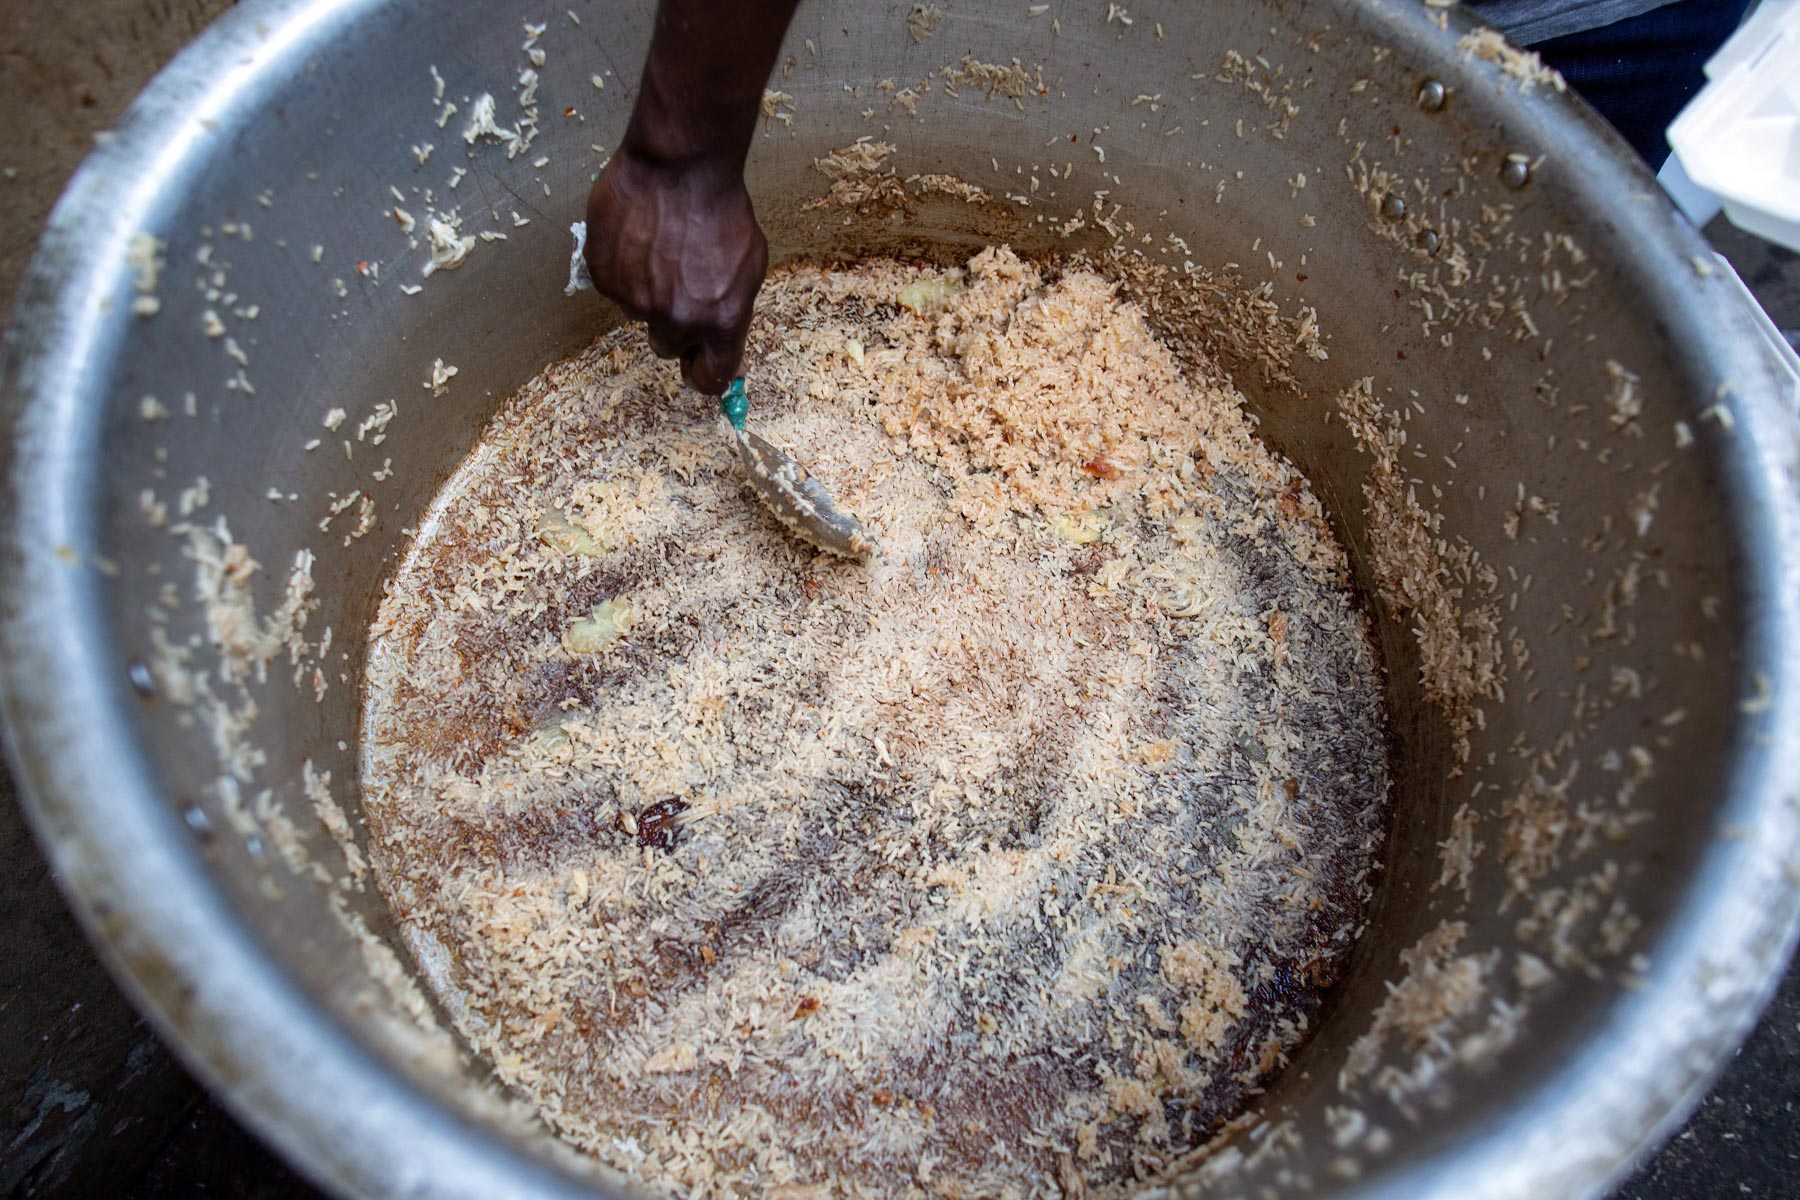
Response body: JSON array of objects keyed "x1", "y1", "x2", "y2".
[{"x1": 720, "y1": 377, "x2": 876, "y2": 561}]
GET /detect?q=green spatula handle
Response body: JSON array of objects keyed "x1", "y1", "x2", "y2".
[{"x1": 720, "y1": 377, "x2": 749, "y2": 430}]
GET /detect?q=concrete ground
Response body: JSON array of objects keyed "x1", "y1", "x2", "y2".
[{"x1": 2, "y1": 3, "x2": 1796, "y2": 1197}]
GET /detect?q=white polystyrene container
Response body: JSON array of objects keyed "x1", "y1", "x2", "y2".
[{"x1": 1666, "y1": 0, "x2": 1800, "y2": 251}]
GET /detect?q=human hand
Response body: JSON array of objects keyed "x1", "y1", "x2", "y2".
[{"x1": 584, "y1": 149, "x2": 768, "y2": 396}]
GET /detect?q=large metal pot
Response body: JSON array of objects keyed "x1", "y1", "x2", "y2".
[{"x1": 4, "y1": 0, "x2": 1798, "y2": 1196}]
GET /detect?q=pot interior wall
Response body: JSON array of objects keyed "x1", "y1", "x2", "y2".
[{"x1": 25, "y1": 0, "x2": 1792, "y2": 1195}]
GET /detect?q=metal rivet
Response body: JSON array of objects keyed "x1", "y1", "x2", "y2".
[
  {"x1": 245, "y1": 834, "x2": 265, "y2": 858},
  {"x1": 128, "y1": 660, "x2": 156, "y2": 697},
  {"x1": 182, "y1": 803, "x2": 214, "y2": 839},
  {"x1": 1417, "y1": 79, "x2": 1446, "y2": 111},
  {"x1": 1501, "y1": 157, "x2": 1531, "y2": 189},
  {"x1": 1380, "y1": 194, "x2": 1407, "y2": 221},
  {"x1": 1415, "y1": 228, "x2": 1441, "y2": 255}
]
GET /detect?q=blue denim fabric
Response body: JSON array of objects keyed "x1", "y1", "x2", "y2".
[
  {"x1": 1474, "y1": 0, "x2": 1680, "y2": 45},
  {"x1": 1527, "y1": 0, "x2": 1753, "y2": 168}
]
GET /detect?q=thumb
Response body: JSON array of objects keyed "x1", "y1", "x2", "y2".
[{"x1": 684, "y1": 327, "x2": 749, "y2": 396}]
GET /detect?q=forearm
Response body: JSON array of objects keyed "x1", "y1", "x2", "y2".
[{"x1": 623, "y1": 0, "x2": 805, "y2": 168}]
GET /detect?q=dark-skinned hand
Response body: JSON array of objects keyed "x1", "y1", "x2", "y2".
[
  {"x1": 581, "y1": 0, "x2": 801, "y2": 397},
  {"x1": 584, "y1": 150, "x2": 767, "y2": 396}
]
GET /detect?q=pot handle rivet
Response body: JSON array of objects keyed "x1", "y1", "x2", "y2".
[{"x1": 182, "y1": 803, "x2": 215, "y2": 840}]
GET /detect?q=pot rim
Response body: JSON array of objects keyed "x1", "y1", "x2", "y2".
[{"x1": 2, "y1": 1, "x2": 1797, "y2": 1198}]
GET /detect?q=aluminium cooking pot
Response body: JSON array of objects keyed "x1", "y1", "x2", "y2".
[{"x1": 3, "y1": 0, "x2": 1798, "y2": 1197}]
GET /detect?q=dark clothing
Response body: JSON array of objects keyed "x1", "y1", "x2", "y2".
[
  {"x1": 1474, "y1": 0, "x2": 1682, "y2": 44},
  {"x1": 1497, "y1": 0, "x2": 1755, "y2": 168}
]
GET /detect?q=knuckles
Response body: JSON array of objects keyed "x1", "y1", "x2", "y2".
[{"x1": 585, "y1": 164, "x2": 764, "y2": 380}]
